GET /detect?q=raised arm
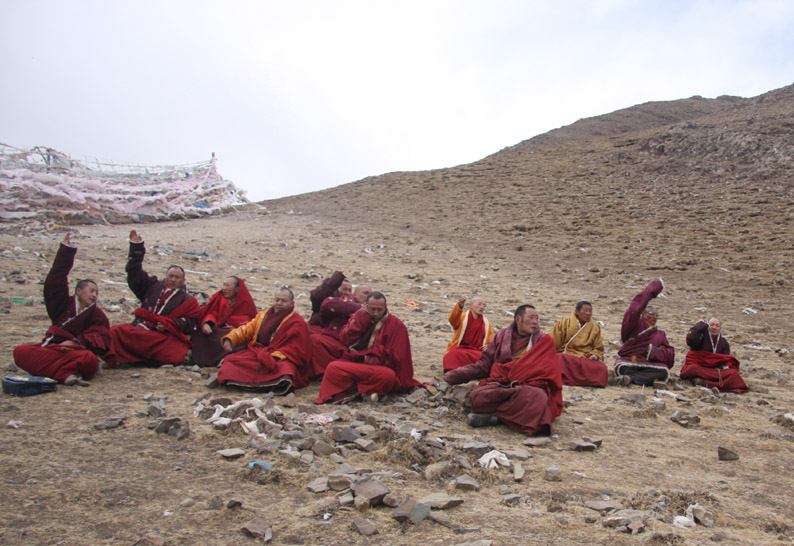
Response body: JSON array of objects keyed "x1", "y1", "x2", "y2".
[
  {"x1": 621, "y1": 279, "x2": 664, "y2": 342},
  {"x1": 43, "y1": 237, "x2": 77, "y2": 321},
  {"x1": 125, "y1": 230, "x2": 157, "y2": 301}
]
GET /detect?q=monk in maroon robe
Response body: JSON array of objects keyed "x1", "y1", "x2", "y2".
[
  {"x1": 442, "y1": 296, "x2": 494, "y2": 372},
  {"x1": 13, "y1": 233, "x2": 110, "y2": 386},
  {"x1": 307, "y1": 271, "x2": 352, "y2": 334},
  {"x1": 445, "y1": 305, "x2": 563, "y2": 435},
  {"x1": 316, "y1": 292, "x2": 420, "y2": 404},
  {"x1": 217, "y1": 288, "x2": 311, "y2": 394},
  {"x1": 308, "y1": 283, "x2": 372, "y2": 378},
  {"x1": 680, "y1": 318, "x2": 748, "y2": 393},
  {"x1": 108, "y1": 230, "x2": 199, "y2": 366},
  {"x1": 190, "y1": 276, "x2": 257, "y2": 367},
  {"x1": 614, "y1": 279, "x2": 675, "y2": 386}
]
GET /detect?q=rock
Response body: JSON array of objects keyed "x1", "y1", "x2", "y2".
[
  {"x1": 392, "y1": 498, "x2": 417, "y2": 522},
  {"x1": 154, "y1": 417, "x2": 181, "y2": 434},
  {"x1": 545, "y1": 464, "x2": 562, "y2": 481},
  {"x1": 419, "y1": 492, "x2": 464, "y2": 510},
  {"x1": 582, "y1": 436, "x2": 603, "y2": 447},
  {"x1": 585, "y1": 500, "x2": 624, "y2": 512},
  {"x1": 227, "y1": 498, "x2": 243, "y2": 509},
  {"x1": 670, "y1": 410, "x2": 700, "y2": 427},
  {"x1": 331, "y1": 426, "x2": 361, "y2": 443},
  {"x1": 216, "y1": 448, "x2": 246, "y2": 460},
  {"x1": 428, "y1": 510, "x2": 453, "y2": 527},
  {"x1": 352, "y1": 516, "x2": 378, "y2": 536},
  {"x1": 354, "y1": 495, "x2": 370, "y2": 511},
  {"x1": 454, "y1": 474, "x2": 481, "y2": 491},
  {"x1": 307, "y1": 477, "x2": 329, "y2": 493},
  {"x1": 717, "y1": 446, "x2": 739, "y2": 461},
  {"x1": 569, "y1": 441, "x2": 598, "y2": 452},
  {"x1": 687, "y1": 503, "x2": 714, "y2": 527},
  {"x1": 513, "y1": 462, "x2": 525, "y2": 482},
  {"x1": 241, "y1": 517, "x2": 271, "y2": 538},
  {"x1": 132, "y1": 533, "x2": 166, "y2": 546},
  {"x1": 406, "y1": 388, "x2": 428, "y2": 403},
  {"x1": 354, "y1": 479, "x2": 391, "y2": 506},
  {"x1": 572, "y1": 417, "x2": 584, "y2": 424},
  {"x1": 462, "y1": 441, "x2": 491, "y2": 457},
  {"x1": 409, "y1": 501, "x2": 431, "y2": 523},
  {"x1": 453, "y1": 541, "x2": 492, "y2": 546},
  {"x1": 317, "y1": 496, "x2": 339, "y2": 511},
  {"x1": 338, "y1": 492, "x2": 355, "y2": 506},
  {"x1": 142, "y1": 392, "x2": 154, "y2": 401},
  {"x1": 281, "y1": 392, "x2": 296, "y2": 407},
  {"x1": 93, "y1": 416, "x2": 125, "y2": 430},
  {"x1": 523, "y1": 437, "x2": 552, "y2": 447},
  {"x1": 207, "y1": 495, "x2": 223, "y2": 510},
  {"x1": 353, "y1": 438, "x2": 377, "y2": 452},
  {"x1": 205, "y1": 373, "x2": 218, "y2": 388},
  {"x1": 502, "y1": 494, "x2": 522, "y2": 506},
  {"x1": 603, "y1": 516, "x2": 631, "y2": 528},
  {"x1": 328, "y1": 473, "x2": 354, "y2": 491},
  {"x1": 382, "y1": 491, "x2": 400, "y2": 507},
  {"x1": 502, "y1": 448, "x2": 531, "y2": 460},
  {"x1": 167, "y1": 419, "x2": 189, "y2": 440},
  {"x1": 179, "y1": 498, "x2": 196, "y2": 507},
  {"x1": 299, "y1": 451, "x2": 314, "y2": 465},
  {"x1": 147, "y1": 399, "x2": 166, "y2": 418}
]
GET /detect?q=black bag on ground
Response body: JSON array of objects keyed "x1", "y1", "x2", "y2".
[{"x1": 2, "y1": 375, "x2": 58, "y2": 397}]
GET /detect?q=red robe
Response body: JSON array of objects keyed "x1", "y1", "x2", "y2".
[
  {"x1": 308, "y1": 270, "x2": 346, "y2": 328},
  {"x1": 108, "y1": 240, "x2": 199, "y2": 366},
  {"x1": 307, "y1": 295, "x2": 362, "y2": 378},
  {"x1": 680, "y1": 351, "x2": 749, "y2": 393},
  {"x1": 218, "y1": 308, "x2": 311, "y2": 393},
  {"x1": 446, "y1": 326, "x2": 563, "y2": 435},
  {"x1": 190, "y1": 279, "x2": 257, "y2": 367},
  {"x1": 316, "y1": 308, "x2": 419, "y2": 403},
  {"x1": 13, "y1": 243, "x2": 110, "y2": 383},
  {"x1": 443, "y1": 313, "x2": 489, "y2": 372}
]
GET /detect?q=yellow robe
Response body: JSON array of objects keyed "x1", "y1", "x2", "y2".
[{"x1": 550, "y1": 312, "x2": 604, "y2": 361}]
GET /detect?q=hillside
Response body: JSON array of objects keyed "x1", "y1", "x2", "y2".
[{"x1": 1, "y1": 83, "x2": 793, "y2": 545}]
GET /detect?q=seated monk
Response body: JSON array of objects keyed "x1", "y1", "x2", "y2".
[
  {"x1": 307, "y1": 283, "x2": 372, "y2": 379},
  {"x1": 614, "y1": 279, "x2": 675, "y2": 386},
  {"x1": 217, "y1": 288, "x2": 310, "y2": 395},
  {"x1": 550, "y1": 300, "x2": 607, "y2": 387},
  {"x1": 442, "y1": 296, "x2": 493, "y2": 372},
  {"x1": 13, "y1": 233, "x2": 110, "y2": 386},
  {"x1": 189, "y1": 276, "x2": 257, "y2": 367},
  {"x1": 679, "y1": 318, "x2": 748, "y2": 393},
  {"x1": 445, "y1": 305, "x2": 563, "y2": 435},
  {"x1": 307, "y1": 270, "x2": 352, "y2": 334},
  {"x1": 315, "y1": 292, "x2": 420, "y2": 404},
  {"x1": 108, "y1": 230, "x2": 200, "y2": 366}
]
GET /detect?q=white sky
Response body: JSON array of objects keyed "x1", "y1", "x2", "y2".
[{"x1": 2, "y1": 1, "x2": 793, "y2": 201}]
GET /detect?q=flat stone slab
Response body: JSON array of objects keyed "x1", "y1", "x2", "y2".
[
  {"x1": 216, "y1": 448, "x2": 246, "y2": 459},
  {"x1": 419, "y1": 492, "x2": 464, "y2": 510},
  {"x1": 454, "y1": 474, "x2": 481, "y2": 491},
  {"x1": 718, "y1": 446, "x2": 740, "y2": 461},
  {"x1": 585, "y1": 500, "x2": 624, "y2": 512},
  {"x1": 241, "y1": 517, "x2": 271, "y2": 538},
  {"x1": 331, "y1": 426, "x2": 361, "y2": 443},
  {"x1": 352, "y1": 516, "x2": 378, "y2": 536},
  {"x1": 523, "y1": 437, "x2": 551, "y2": 447},
  {"x1": 307, "y1": 477, "x2": 329, "y2": 493},
  {"x1": 354, "y1": 479, "x2": 391, "y2": 505},
  {"x1": 569, "y1": 441, "x2": 598, "y2": 452}
]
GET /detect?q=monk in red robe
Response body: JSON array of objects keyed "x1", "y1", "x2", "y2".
[
  {"x1": 550, "y1": 301, "x2": 608, "y2": 387},
  {"x1": 108, "y1": 230, "x2": 200, "y2": 366},
  {"x1": 680, "y1": 318, "x2": 748, "y2": 393},
  {"x1": 13, "y1": 233, "x2": 110, "y2": 386},
  {"x1": 217, "y1": 288, "x2": 311, "y2": 395},
  {"x1": 443, "y1": 296, "x2": 494, "y2": 371},
  {"x1": 307, "y1": 271, "x2": 352, "y2": 334},
  {"x1": 190, "y1": 276, "x2": 257, "y2": 367},
  {"x1": 445, "y1": 305, "x2": 563, "y2": 435},
  {"x1": 316, "y1": 292, "x2": 420, "y2": 404},
  {"x1": 308, "y1": 283, "x2": 372, "y2": 379},
  {"x1": 614, "y1": 279, "x2": 675, "y2": 386}
]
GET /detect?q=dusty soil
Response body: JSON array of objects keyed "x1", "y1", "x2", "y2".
[{"x1": 1, "y1": 83, "x2": 793, "y2": 545}]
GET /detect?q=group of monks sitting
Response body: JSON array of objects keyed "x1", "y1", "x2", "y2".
[{"x1": 11, "y1": 232, "x2": 749, "y2": 438}]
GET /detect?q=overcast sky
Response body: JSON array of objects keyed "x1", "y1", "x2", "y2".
[{"x1": 2, "y1": 1, "x2": 793, "y2": 201}]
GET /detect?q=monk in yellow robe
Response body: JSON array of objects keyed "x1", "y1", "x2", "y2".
[
  {"x1": 550, "y1": 301, "x2": 607, "y2": 387},
  {"x1": 442, "y1": 296, "x2": 493, "y2": 371}
]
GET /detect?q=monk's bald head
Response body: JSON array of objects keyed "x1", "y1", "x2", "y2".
[
  {"x1": 165, "y1": 266, "x2": 186, "y2": 289},
  {"x1": 469, "y1": 297, "x2": 486, "y2": 318},
  {"x1": 354, "y1": 284, "x2": 372, "y2": 304},
  {"x1": 273, "y1": 287, "x2": 294, "y2": 312},
  {"x1": 708, "y1": 317, "x2": 722, "y2": 336}
]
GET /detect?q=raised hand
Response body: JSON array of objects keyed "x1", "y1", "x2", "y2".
[{"x1": 129, "y1": 230, "x2": 143, "y2": 243}]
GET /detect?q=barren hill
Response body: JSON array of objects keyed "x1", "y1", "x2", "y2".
[{"x1": 2, "y1": 83, "x2": 794, "y2": 545}]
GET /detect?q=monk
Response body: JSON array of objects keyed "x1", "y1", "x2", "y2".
[
  {"x1": 614, "y1": 279, "x2": 675, "y2": 386},
  {"x1": 108, "y1": 230, "x2": 200, "y2": 366},
  {"x1": 190, "y1": 276, "x2": 257, "y2": 367},
  {"x1": 442, "y1": 296, "x2": 494, "y2": 372},
  {"x1": 316, "y1": 292, "x2": 420, "y2": 404},
  {"x1": 307, "y1": 283, "x2": 372, "y2": 378},
  {"x1": 13, "y1": 233, "x2": 110, "y2": 386},
  {"x1": 217, "y1": 287, "x2": 311, "y2": 395},
  {"x1": 679, "y1": 318, "x2": 749, "y2": 393},
  {"x1": 307, "y1": 270, "x2": 352, "y2": 334},
  {"x1": 444, "y1": 305, "x2": 563, "y2": 435},
  {"x1": 550, "y1": 301, "x2": 607, "y2": 387}
]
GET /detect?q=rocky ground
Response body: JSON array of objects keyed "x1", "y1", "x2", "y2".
[{"x1": 1, "y1": 83, "x2": 793, "y2": 545}]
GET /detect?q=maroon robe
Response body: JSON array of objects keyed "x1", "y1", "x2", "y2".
[
  {"x1": 108, "y1": 240, "x2": 199, "y2": 366},
  {"x1": 615, "y1": 279, "x2": 675, "y2": 383},
  {"x1": 13, "y1": 243, "x2": 110, "y2": 383},
  {"x1": 445, "y1": 325, "x2": 563, "y2": 435},
  {"x1": 308, "y1": 270, "x2": 346, "y2": 328},
  {"x1": 316, "y1": 308, "x2": 419, "y2": 403},
  {"x1": 443, "y1": 314, "x2": 487, "y2": 372},
  {"x1": 307, "y1": 295, "x2": 362, "y2": 378},
  {"x1": 681, "y1": 321, "x2": 748, "y2": 393},
  {"x1": 190, "y1": 279, "x2": 257, "y2": 367},
  {"x1": 218, "y1": 307, "x2": 311, "y2": 393}
]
